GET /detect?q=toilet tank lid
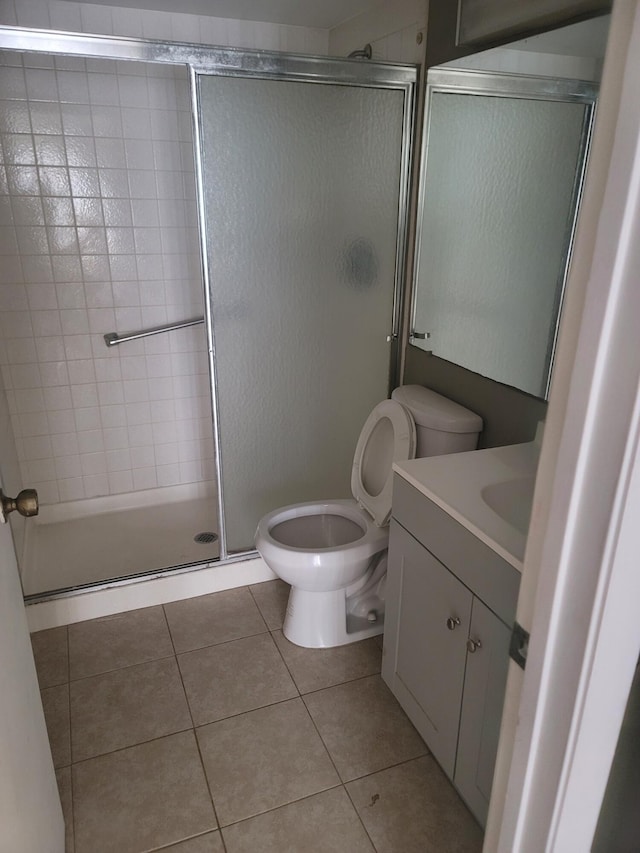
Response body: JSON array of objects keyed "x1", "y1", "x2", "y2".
[{"x1": 391, "y1": 385, "x2": 483, "y2": 434}]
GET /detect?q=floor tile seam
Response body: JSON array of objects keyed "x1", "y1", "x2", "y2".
[
  {"x1": 342, "y1": 780, "x2": 379, "y2": 853},
  {"x1": 68, "y1": 756, "x2": 77, "y2": 853},
  {"x1": 174, "y1": 625, "x2": 275, "y2": 661},
  {"x1": 246, "y1": 582, "x2": 275, "y2": 632},
  {"x1": 216, "y1": 780, "x2": 345, "y2": 831},
  {"x1": 162, "y1": 600, "x2": 180, "y2": 657},
  {"x1": 174, "y1": 649, "x2": 197, "y2": 731},
  {"x1": 64, "y1": 623, "x2": 71, "y2": 685},
  {"x1": 192, "y1": 724, "x2": 224, "y2": 844},
  {"x1": 172, "y1": 626, "x2": 273, "y2": 656},
  {"x1": 298, "y1": 669, "x2": 384, "y2": 700},
  {"x1": 296, "y1": 667, "x2": 385, "y2": 697},
  {"x1": 294, "y1": 688, "x2": 345, "y2": 785},
  {"x1": 67, "y1": 650, "x2": 179, "y2": 686},
  {"x1": 341, "y1": 751, "x2": 432, "y2": 786},
  {"x1": 68, "y1": 723, "x2": 198, "y2": 767},
  {"x1": 192, "y1": 693, "x2": 306, "y2": 731},
  {"x1": 266, "y1": 627, "x2": 303, "y2": 697},
  {"x1": 147, "y1": 828, "x2": 227, "y2": 853}
]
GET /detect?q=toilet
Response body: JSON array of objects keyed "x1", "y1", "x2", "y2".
[{"x1": 255, "y1": 385, "x2": 483, "y2": 648}]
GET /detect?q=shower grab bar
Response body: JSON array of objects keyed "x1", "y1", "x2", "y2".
[{"x1": 104, "y1": 317, "x2": 204, "y2": 347}]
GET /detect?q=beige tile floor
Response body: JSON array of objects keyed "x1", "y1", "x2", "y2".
[{"x1": 32, "y1": 580, "x2": 484, "y2": 853}]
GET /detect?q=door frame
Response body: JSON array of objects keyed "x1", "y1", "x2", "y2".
[{"x1": 488, "y1": 1, "x2": 640, "y2": 848}]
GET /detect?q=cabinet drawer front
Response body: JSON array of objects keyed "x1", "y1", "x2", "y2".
[
  {"x1": 454, "y1": 596, "x2": 511, "y2": 827},
  {"x1": 392, "y1": 474, "x2": 520, "y2": 625},
  {"x1": 390, "y1": 521, "x2": 472, "y2": 777}
]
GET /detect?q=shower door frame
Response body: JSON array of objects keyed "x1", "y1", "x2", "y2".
[{"x1": 0, "y1": 25, "x2": 417, "y2": 598}]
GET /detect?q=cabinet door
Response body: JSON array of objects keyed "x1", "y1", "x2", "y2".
[
  {"x1": 455, "y1": 597, "x2": 512, "y2": 827},
  {"x1": 383, "y1": 521, "x2": 472, "y2": 777}
]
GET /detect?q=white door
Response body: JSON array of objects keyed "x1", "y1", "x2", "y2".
[{"x1": 0, "y1": 479, "x2": 64, "y2": 853}]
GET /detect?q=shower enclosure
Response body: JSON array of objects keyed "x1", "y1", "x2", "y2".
[{"x1": 0, "y1": 27, "x2": 416, "y2": 599}]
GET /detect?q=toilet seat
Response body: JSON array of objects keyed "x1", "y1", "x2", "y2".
[{"x1": 351, "y1": 399, "x2": 416, "y2": 527}]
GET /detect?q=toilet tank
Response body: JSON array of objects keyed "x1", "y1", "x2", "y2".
[{"x1": 391, "y1": 385, "x2": 483, "y2": 458}]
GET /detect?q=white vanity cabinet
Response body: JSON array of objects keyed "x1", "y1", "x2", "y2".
[{"x1": 382, "y1": 474, "x2": 521, "y2": 827}]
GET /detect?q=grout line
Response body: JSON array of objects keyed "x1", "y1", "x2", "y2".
[
  {"x1": 67, "y1": 650, "x2": 177, "y2": 685},
  {"x1": 343, "y1": 780, "x2": 379, "y2": 852},
  {"x1": 69, "y1": 725, "x2": 196, "y2": 767},
  {"x1": 147, "y1": 828, "x2": 226, "y2": 853},
  {"x1": 267, "y1": 627, "x2": 302, "y2": 699},
  {"x1": 217, "y1": 781, "x2": 344, "y2": 832},
  {"x1": 173, "y1": 626, "x2": 272, "y2": 660},
  {"x1": 192, "y1": 727, "x2": 224, "y2": 848},
  {"x1": 298, "y1": 669, "x2": 383, "y2": 699}
]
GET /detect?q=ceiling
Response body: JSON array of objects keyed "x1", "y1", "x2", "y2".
[{"x1": 72, "y1": 0, "x2": 383, "y2": 29}]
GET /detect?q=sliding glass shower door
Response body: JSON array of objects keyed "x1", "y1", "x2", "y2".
[{"x1": 197, "y1": 71, "x2": 413, "y2": 553}]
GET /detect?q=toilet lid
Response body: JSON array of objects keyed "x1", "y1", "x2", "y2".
[{"x1": 351, "y1": 399, "x2": 416, "y2": 527}]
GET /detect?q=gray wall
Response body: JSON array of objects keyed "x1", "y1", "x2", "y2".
[{"x1": 403, "y1": 347, "x2": 547, "y2": 448}]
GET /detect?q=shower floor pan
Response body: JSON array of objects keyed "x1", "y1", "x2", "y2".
[{"x1": 21, "y1": 485, "x2": 219, "y2": 597}]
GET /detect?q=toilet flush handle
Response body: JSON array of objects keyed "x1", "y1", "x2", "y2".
[{"x1": 0, "y1": 488, "x2": 39, "y2": 524}]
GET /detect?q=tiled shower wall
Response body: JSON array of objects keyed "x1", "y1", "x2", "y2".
[
  {"x1": 0, "y1": 51, "x2": 213, "y2": 505},
  {"x1": 0, "y1": 0, "x2": 327, "y2": 508}
]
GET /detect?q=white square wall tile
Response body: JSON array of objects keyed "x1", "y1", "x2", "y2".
[
  {"x1": 40, "y1": 361, "x2": 69, "y2": 387},
  {"x1": 67, "y1": 359, "x2": 96, "y2": 385},
  {"x1": 25, "y1": 458, "x2": 56, "y2": 482},
  {"x1": 56, "y1": 284, "x2": 86, "y2": 310},
  {"x1": 108, "y1": 469, "x2": 133, "y2": 493},
  {"x1": 125, "y1": 401, "x2": 151, "y2": 425},
  {"x1": 83, "y1": 473, "x2": 108, "y2": 497},
  {"x1": 58, "y1": 476, "x2": 85, "y2": 501},
  {"x1": 51, "y1": 432, "x2": 79, "y2": 457},
  {"x1": 133, "y1": 466, "x2": 157, "y2": 490},
  {"x1": 77, "y1": 429, "x2": 104, "y2": 454},
  {"x1": 130, "y1": 444, "x2": 154, "y2": 468},
  {"x1": 128, "y1": 423, "x2": 153, "y2": 446},
  {"x1": 106, "y1": 447, "x2": 131, "y2": 472},
  {"x1": 99, "y1": 405, "x2": 127, "y2": 429},
  {"x1": 33, "y1": 481, "x2": 59, "y2": 504},
  {"x1": 60, "y1": 309, "x2": 89, "y2": 336},
  {"x1": 94, "y1": 358, "x2": 121, "y2": 382},
  {"x1": 43, "y1": 386, "x2": 72, "y2": 411},
  {"x1": 80, "y1": 451, "x2": 107, "y2": 476},
  {"x1": 71, "y1": 383, "x2": 98, "y2": 409},
  {"x1": 157, "y1": 463, "x2": 180, "y2": 486},
  {"x1": 103, "y1": 426, "x2": 128, "y2": 450},
  {"x1": 47, "y1": 409, "x2": 76, "y2": 435},
  {"x1": 97, "y1": 381, "x2": 124, "y2": 406},
  {"x1": 80, "y1": 3, "x2": 113, "y2": 34}
]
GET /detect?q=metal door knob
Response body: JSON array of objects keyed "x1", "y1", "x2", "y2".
[
  {"x1": 446, "y1": 616, "x2": 460, "y2": 631},
  {"x1": 0, "y1": 488, "x2": 39, "y2": 523},
  {"x1": 466, "y1": 638, "x2": 482, "y2": 653}
]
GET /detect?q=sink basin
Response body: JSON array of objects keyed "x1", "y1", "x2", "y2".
[
  {"x1": 481, "y1": 476, "x2": 535, "y2": 535},
  {"x1": 394, "y1": 440, "x2": 539, "y2": 569}
]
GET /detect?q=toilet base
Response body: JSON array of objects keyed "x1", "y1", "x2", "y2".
[{"x1": 283, "y1": 586, "x2": 384, "y2": 648}]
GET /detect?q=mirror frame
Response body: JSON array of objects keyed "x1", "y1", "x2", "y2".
[{"x1": 410, "y1": 67, "x2": 598, "y2": 399}]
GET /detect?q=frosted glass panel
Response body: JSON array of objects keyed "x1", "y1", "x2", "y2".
[
  {"x1": 198, "y1": 75, "x2": 404, "y2": 552},
  {"x1": 413, "y1": 89, "x2": 588, "y2": 397}
]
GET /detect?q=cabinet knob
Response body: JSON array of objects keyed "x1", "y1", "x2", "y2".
[
  {"x1": 446, "y1": 616, "x2": 460, "y2": 631},
  {"x1": 466, "y1": 638, "x2": 482, "y2": 653}
]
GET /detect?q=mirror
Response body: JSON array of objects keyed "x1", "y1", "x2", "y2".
[{"x1": 410, "y1": 19, "x2": 606, "y2": 399}]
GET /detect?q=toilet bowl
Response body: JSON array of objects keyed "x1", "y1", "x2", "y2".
[{"x1": 255, "y1": 386, "x2": 483, "y2": 648}]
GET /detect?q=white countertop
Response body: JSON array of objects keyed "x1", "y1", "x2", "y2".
[{"x1": 393, "y1": 441, "x2": 539, "y2": 571}]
